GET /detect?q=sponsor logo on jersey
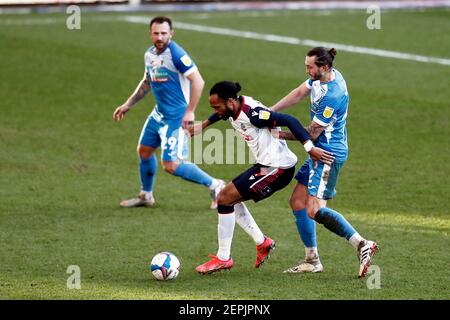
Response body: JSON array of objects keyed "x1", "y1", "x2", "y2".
[
  {"x1": 323, "y1": 106, "x2": 334, "y2": 118},
  {"x1": 180, "y1": 55, "x2": 192, "y2": 67},
  {"x1": 147, "y1": 65, "x2": 169, "y2": 82},
  {"x1": 150, "y1": 69, "x2": 169, "y2": 82},
  {"x1": 258, "y1": 110, "x2": 271, "y2": 120}
]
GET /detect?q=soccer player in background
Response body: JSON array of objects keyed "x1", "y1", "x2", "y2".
[
  {"x1": 190, "y1": 81, "x2": 335, "y2": 274},
  {"x1": 113, "y1": 16, "x2": 224, "y2": 209},
  {"x1": 271, "y1": 47, "x2": 378, "y2": 277}
]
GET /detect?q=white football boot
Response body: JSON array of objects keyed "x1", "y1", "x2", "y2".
[
  {"x1": 357, "y1": 240, "x2": 378, "y2": 278},
  {"x1": 283, "y1": 256, "x2": 324, "y2": 273},
  {"x1": 120, "y1": 192, "x2": 155, "y2": 208}
]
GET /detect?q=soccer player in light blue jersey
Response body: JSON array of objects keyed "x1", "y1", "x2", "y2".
[
  {"x1": 271, "y1": 47, "x2": 378, "y2": 278},
  {"x1": 113, "y1": 16, "x2": 224, "y2": 209}
]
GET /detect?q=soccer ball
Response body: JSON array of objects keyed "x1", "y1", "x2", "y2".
[{"x1": 150, "y1": 252, "x2": 180, "y2": 281}]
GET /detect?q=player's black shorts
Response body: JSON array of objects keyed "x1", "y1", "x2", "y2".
[{"x1": 232, "y1": 163, "x2": 296, "y2": 202}]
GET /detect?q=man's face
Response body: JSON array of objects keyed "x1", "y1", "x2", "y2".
[
  {"x1": 209, "y1": 94, "x2": 233, "y2": 118},
  {"x1": 305, "y1": 55, "x2": 326, "y2": 81},
  {"x1": 149, "y1": 22, "x2": 173, "y2": 52}
]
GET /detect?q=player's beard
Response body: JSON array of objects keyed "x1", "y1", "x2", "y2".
[
  {"x1": 155, "y1": 40, "x2": 169, "y2": 53},
  {"x1": 310, "y1": 71, "x2": 321, "y2": 81},
  {"x1": 222, "y1": 106, "x2": 234, "y2": 119}
]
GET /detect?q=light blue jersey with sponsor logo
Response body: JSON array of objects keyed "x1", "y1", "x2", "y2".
[
  {"x1": 306, "y1": 68, "x2": 349, "y2": 161},
  {"x1": 144, "y1": 41, "x2": 197, "y2": 122}
]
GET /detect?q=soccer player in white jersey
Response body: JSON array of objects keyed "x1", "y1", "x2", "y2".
[
  {"x1": 113, "y1": 16, "x2": 224, "y2": 209},
  {"x1": 271, "y1": 47, "x2": 378, "y2": 278},
  {"x1": 190, "y1": 81, "x2": 335, "y2": 274}
]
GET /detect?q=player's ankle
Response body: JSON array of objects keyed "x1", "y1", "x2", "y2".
[
  {"x1": 209, "y1": 178, "x2": 220, "y2": 190},
  {"x1": 140, "y1": 191, "x2": 153, "y2": 201}
]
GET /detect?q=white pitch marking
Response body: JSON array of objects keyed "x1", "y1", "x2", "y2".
[{"x1": 122, "y1": 15, "x2": 450, "y2": 66}]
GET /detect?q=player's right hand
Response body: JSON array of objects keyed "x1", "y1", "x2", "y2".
[
  {"x1": 113, "y1": 104, "x2": 130, "y2": 121},
  {"x1": 308, "y1": 147, "x2": 335, "y2": 166},
  {"x1": 187, "y1": 122, "x2": 203, "y2": 137}
]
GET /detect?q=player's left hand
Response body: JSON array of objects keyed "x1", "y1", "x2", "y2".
[
  {"x1": 182, "y1": 111, "x2": 195, "y2": 129},
  {"x1": 308, "y1": 147, "x2": 335, "y2": 166}
]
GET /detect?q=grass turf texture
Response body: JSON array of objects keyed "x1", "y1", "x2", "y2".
[{"x1": 0, "y1": 9, "x2": 449, "y2": 299}]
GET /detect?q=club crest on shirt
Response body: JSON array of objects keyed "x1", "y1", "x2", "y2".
[
  {"x1": 180, "y1": 55, "x2": 192, "y2": 67},
  {"x1": 258, "y1": 110, "x2": 271, "y2": 120},
  {"x1": 323, "y1": 106, "x2": 334, "y2": 118}
]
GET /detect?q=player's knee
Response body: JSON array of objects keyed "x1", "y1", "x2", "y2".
[
  {"x1": 306, "y1": 206, "x2": 319, "y2": 219},
  {"x1": 138, "y1": 146, "x2": 153, "y2": 159},
  {"x1": 216, "y1": 192, "x2": 231, "y2": 206},
  {"x1": 290, "y1": 196, "x2": 306, "y2": 211},
  {"x1": 216, "y1": 193, "x2": 226, "y2": 206},
  {"x1": 162, "y1": 161, "x2": 178, "y2": 174}
]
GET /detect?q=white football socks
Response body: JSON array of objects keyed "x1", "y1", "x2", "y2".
[
  {"x1": 209, "y1": 178, "x2": 220, "y2": 191},
  {"x1": 140, "y1": 191, "x2": 153, "y2": 201},
  {"x1": 234, "y1": 202, "x2": 265, "y2": 246},
  {"x1": 216, "y1": 213, "x2": 235, "y2": 261},
  {"x1": 305, "y1": 247, "x2": 319, "y2": 261},
  {"x1": 349, "y1": 232, "x2": 364, "y2": 249}
]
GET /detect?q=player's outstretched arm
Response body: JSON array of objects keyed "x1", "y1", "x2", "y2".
[
  {"x1": 250, "y1": 108, "x2": 334, "y2": 165},
  {"x1": 306, "y1": 121, "x2": 325, "y2": 141},
  {"x1": 113, "y1": 72, "x2": 151, "y2": 121},
  {"x1": 274, "y1": 120, "x2": 325, "y2": 142},
  {"x1": 188, "y1": 112, "x2": 222, "y2": 137},
  {"x1": 271, "y1": 130, "x2": 296, "y2": 141},
  {"x1": 270, "y1": 82, "x2": 311, "y2": 112},
  {"x1": 188, "y1": 119, "x2": 210, "y2": 137}
]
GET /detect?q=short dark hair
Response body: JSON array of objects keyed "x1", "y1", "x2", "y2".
[
  {"x1": 209, "y1": 81, "x2": 242, "y2": 101},
  {"x1": 149, "y1": 16, "x2": 172, "y2": 29},
  {"x1": 307, "y1": 47, "x2": 337, "y2": 68}
]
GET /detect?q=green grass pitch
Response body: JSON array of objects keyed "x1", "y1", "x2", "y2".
[{"x1": 0, "y1": 8, "x2": 449, "y2": 299}]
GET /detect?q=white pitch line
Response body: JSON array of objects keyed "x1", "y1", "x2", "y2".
[{"x1": 122, "y1": 15, "x2": 450, "y2": 66}]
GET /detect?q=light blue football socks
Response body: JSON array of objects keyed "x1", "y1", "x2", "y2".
[
  {"x1": 314, "y1": 207, "x2": 356, "y2": 240},
  {"x1": 293, "y1": 209, "x2": 317, "y2": 247},
  {"x1": 173, "y1": 161, "x2": 213, "y2": 187}
]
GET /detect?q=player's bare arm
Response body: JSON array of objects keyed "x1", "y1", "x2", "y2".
[
  {"x1": 188, "y1": 112, "x2": 222, "y2": 137},
  {"x1": 272, "y1": 130, "x2": 296, "y2": 140},
  {"x1": 273, "y1": 122, "x2": 324, "y2": 142},
  {"x1": 306, "y1": 121, "x2": 325, "y2": 141},
  {"x1": 275, "y1": 128, "x2": 333, "y2": 164},
  {"x1": 183, "y1": 70, "x2": 205, "y2": 128},
  {"x1": 113, "y1": 72, "x2": 151, "y2": 121},
  {"x1": 270, "y1": 82, "x2": 311, "y2": 112},
  {"x1": 188, "y1": 119, "x2": 211, "y2": 137}
]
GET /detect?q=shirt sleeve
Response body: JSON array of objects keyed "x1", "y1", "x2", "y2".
[
  {"x1": 207, "y1": 112, "x2": 225, "y2": 124},
  {"x1": 249, "y1": 107, "x2": 310, "y2": 143},
  {"x1": 171, "y1": 43, "x2": 197, "y2": 76},
  {"x1": 312, "y1": 96, "x2": 337, "y2": 127},
  {"x1": 304, "y1": 78, "x2": 313, "y2": 89}
]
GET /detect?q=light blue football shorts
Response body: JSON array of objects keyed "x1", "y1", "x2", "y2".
[
  {"x1": 295, "y1": 158, "x2": 346, "y2": 200},
  {"x1": 138, "y1": 114, "x2": 188, "y2": 162}
]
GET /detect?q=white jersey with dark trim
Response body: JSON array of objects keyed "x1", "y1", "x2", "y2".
[{"x1": 228, "y1": 96, "x2": 298, "y2": 169}]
